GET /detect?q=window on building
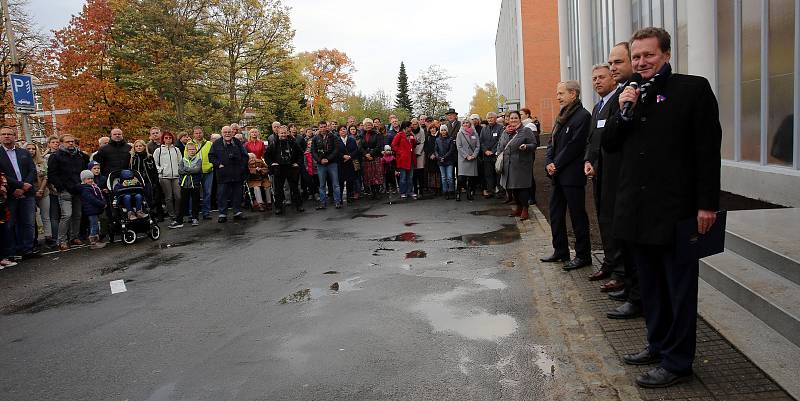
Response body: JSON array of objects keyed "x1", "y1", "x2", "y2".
[
  {"x1": 718, "y1": 0, "x2": 736, "y2": 161},
  {"x1": 767, "y1": 0, "x2": 795, "y2": 166},
  {"x1": 741, "y1": 0, "x2": 762, "y2": 163}
]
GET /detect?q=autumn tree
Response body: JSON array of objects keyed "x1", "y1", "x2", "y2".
[
  {"x1": 0, "y1": 0, "x2": 48, "y2": 120},
  {"x1": 52, "y1": 0, "x2": 162, "y2": 142},
  {"x1": 111, "y1": 0, "x2": 216, "y2": 126},
  {"x1": 411, "y1": 65, "x2": 452, "y2": 118},
  {"x1": 210, "y1": 0, "x2": 294, "y2": 121},
  {"x1": 394, "y1": 62, "x2": 412, "y2": 114},
  {"x1": 298, "y1": 48, "x2": 355, "y2": 119},
  {"x1": 468, "y1": 82, "x2": 505, "y2": 118},
  {"x1": 334, "y1": 90, "x2": 409, "y2": 123}
]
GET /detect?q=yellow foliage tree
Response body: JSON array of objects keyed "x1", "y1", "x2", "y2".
[{"x1": 468, "y1": 82, "x2": 505, "y2": 118}]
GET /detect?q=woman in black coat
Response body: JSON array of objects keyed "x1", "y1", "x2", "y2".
[
  {"x1": 359, "y1": 119, "x2": 384, "y2": 199},
  {"x1": 336, "y1": 125, "x2": 361, "y2": 201},
  {"x1": 129, "y1": 139, "x2": 160, "y2": 214}
]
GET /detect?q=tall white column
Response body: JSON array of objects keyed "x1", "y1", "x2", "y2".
[
  {"x1": 614, "y1": 0, "x2": 633, "y2": 43},
  {"x1": 516, "y1": 0, "x2": 527, "y2": 107},
  {"x1": 558, "y1": 0, "x2": 570, "y2": 81},
  {"x1": 687, "y1": 0, "x2": 717, "y2": 92},
  {"x1": 578, "y1": 0, "x2": 595, "y2": 107}
]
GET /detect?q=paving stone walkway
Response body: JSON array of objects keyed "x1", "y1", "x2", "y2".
[{"x1": 526, "y1": 208, "x2": 795, "y2": 401}]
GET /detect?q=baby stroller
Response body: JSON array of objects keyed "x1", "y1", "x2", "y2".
[{"x1": 106, "y1": 170, "x2": 161, "y2": 245}]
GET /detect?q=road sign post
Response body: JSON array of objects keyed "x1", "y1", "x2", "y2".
[
  {"x1": 2, "y1": 0, "x2": 33, "y2": 143},
  {"x1": 10, "y1": 73, "x2": 35, "y2": 112}
]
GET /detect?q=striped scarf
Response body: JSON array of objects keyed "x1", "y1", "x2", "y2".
[{"x1": 639, "y1": 63, "x2": 672, "y2": 104}]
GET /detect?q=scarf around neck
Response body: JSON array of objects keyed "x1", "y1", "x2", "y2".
[
  {"x1": 557, "y1": 100, "x2": 582, "y2": 125},
  {"x1": 639, "y1": 63, "x2": 672, "y2": 104}
]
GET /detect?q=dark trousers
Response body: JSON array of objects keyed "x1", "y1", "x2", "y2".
[
  {"x1": 482, "y1": 157, "x2": 497, "y2": 192},
  {"x1": 548, "y1": 184, "x2": 590, "y2": 259},
  {"x1": 631, "y1": 243, "x2": 698, "y2": 375},
  {"x1": 413, "y1": 168, "x2": 425, "y2": 193},
  {"x1": 273, "y1": 165, "x2": 301, "y2": 207},
  {"x1": 217, "y1": 181, "x2": 243, "y2": 216},
  {"x1": 177, "y1": 187, "x2": 200, "y2": 223},
  {"x1": 622, "y1": 244, "x2": 641, "y2": 304},
  {"x1": 512, "y1": 188, "x2": 531, "y2": 209},
  {"x1": 594, "y1": 180, "x2": 624, "y2": 279},
  {"x1": 457, "y1": 175, "x2": 477, "y2": 193}
]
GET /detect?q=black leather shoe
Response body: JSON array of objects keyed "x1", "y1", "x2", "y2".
[
  {"x1": 455, "y1": 193, "x2": 461, "y2": 201},
  {"x1": 274, "y1": 207, "x2": 284, "y2": 216},
  {"x1": 562, "y1": 257, "x2": 592, "y2": 271},
  {"x1": 540, "y1": 254, "x2": 570, "y2": 263},
  {"x1": 623, "y1": 348, "x2": 661, "y2": 366},
  {"x1": 607, "y1": 301, "x2": 641, "y2": 319},
  {"x1": 608, "y1": 290, "x2": 627, "y2": 302},
  {"x1": 635, "y1": 367, "x2": 692, "y2": 388},
  {"x1": 296, "y1": 205, "x2": 305, "y2": 213}
]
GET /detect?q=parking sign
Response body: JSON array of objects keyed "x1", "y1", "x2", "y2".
[{"x1": 10, "y1": 73, "x2": 35, "y2": 112}]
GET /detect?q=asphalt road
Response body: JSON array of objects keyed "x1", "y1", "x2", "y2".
[{"x1": 0, "y1": 196, "x2": 557, "y2": 401}]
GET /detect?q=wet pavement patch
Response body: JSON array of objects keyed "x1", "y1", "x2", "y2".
[
  {"x1": 1, "y1": 284, "x2": 105, "y2": 314},
  {"x1": 323, "y1": 271, "x2": 338, "y2": 275},
  {"x1": 379, "y1": 232, "x2": 420, "y2": 242},
  {"x1": 372, "y1": 247, "x2": 395, "y2": 256},
  {"x1": 405, "y1": 250, "x2": 427, "y2": 259},
  {"x1": 412, "y1": 287, "x2": 518, "y2": 341},
  {"x1": 403, "y1": 222, "x2": 418, "y2": 227},
  {"x1": 141, "y1": 254, "x2": 184, "y2": 270},
  {"x1": 102, "y1": 250, "x2": 160, "y2": 275},
  {"x1": 447, "y1": 224, "x2": 520, "y2": 246},
  {"x1": 330, "y1": 282, "x2": 340, "y2": 291},
  {"x1": 279, "y1": 289, "x2": 311, "y2": 304},
  {"x1": 353, "y1": 214, "x2": 386, "y2": 219},
  {"x1": 158, "y1": 240, "x2": 193, "y2": 249},
  {"x1": 470, "y1": 208, "x2": 512, "y2": 217}
]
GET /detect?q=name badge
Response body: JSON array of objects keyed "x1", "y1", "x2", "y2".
[
  {"x1": 597, "y1": 119, "x2": 606, "y2": 128},
  {"x1": 493, "y1": 132, "x2": 498, "y2": 137}
]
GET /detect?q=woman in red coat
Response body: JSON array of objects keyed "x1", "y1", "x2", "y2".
[{"x1": 391, "y1": 121, "x2": 417, "y2": 200}]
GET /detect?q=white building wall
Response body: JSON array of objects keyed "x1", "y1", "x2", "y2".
[{"x1": 496, "y1": 0, "x2": 523, "y2": 110}]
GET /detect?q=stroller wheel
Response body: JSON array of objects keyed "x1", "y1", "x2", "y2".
[
  {"x1": 122, "y1": 229, "x2": 137, "y2": 245},
  {"x1": 149, "y1": 225, "x2": 161, "y2": 241}
]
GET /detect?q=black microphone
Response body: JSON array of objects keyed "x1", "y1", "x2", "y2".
[{"x1": 621, "y1": 73, "x2": 643, "y2": 119}]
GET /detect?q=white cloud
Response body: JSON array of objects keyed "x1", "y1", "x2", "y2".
[{"x1": 27, "y1": 0, "x2": 502, "y2": 117}]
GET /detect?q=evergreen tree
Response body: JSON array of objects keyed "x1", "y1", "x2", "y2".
[{"x1": 394, "y1": 62, "x2": 413, "y2": 114}]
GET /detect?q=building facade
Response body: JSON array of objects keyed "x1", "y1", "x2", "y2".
[
  {"x1": 499, "y1": 0, "x2": 800, "y2": 207},
  {"x1": 495, "y1": 0, "x2": 561, "y2": 133}
]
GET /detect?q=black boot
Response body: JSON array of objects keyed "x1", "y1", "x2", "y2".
[
  {"x1": 455, "y1": 192, "x2": 461, "y2": 201},
  {"x1": 466, "y1": 191, "x2": 474, "y2": 201}
]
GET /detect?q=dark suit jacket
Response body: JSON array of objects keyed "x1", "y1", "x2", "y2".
[
  {"x1": 585, "y1": 87, "x2": 624, "y2": 224},
  {"x1": 546, "y1": 106, "x2": 592, "y2": 187},
  {"x1": 446, "y1": 120, "x2": 460, "y2": 138},
  {"x1": 603, "y1": 72, "x2": 722, "y2": 245},
  {"x1": 0, "y1": 146, "x2": 37, "y2": 196}
]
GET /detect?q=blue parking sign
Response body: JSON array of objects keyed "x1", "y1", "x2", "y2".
[{"x1": 10, "y1": 73, "x2": 35, "y2": 111}]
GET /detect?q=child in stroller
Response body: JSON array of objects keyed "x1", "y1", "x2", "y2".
[{"x1": 114, "y1": 169, "x2": 149, "y2": 221}]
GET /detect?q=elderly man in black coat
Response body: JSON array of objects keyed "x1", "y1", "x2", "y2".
[
  {"x1": 93, "y1": 128, "x2": 132, "y2": 176},
  {"x1": 209, "y1": 125, "x2": 249, "y2": 223},
  {"x1": 603, "y1": 28, "x2": 722, "y2": 389},
  {"x1": 542, "y1": 80, "x2": 593, "y2": 271}
]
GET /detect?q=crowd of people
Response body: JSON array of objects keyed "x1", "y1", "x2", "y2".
[
  {"x1": 1, "y1": 25, "x2": 721, "y2": 390},
  {"x1": 0, "y1": 106, "x2": 544, "y2": 265}
]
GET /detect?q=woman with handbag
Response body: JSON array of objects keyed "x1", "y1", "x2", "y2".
[
  {"x1": 455, "y1": 118, "x2": 480, "y2": 201},
  {"x1": 498, "y1": 110, "x2": 538, "y2": 220}
]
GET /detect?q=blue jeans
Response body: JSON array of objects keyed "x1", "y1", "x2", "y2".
[
  {"x1": 398, "y1": 169, "x2": 413, "y2": 196},
  {"x1": 201, "y1": 172, "x2": 214, "y2": 217},
  {"x1": 7, "y1": 196, "x2": 35, "y2": 254},
  {"x1": 317, "y1": 162, "x2": 341, "y2": 204},
  {"x1": 439, "y1": 165, "x2": 455, "y2": 192},
  {"x1": 88, "y1": 214, "x2": 100, "y2": 237},
  {"x1": 120, "y1": 193, "x2": 143, "y2": 211},
  {"x1": 217, "y1": 182, "x2": 243, "y2": 216}
]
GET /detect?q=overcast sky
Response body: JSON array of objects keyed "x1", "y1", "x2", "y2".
[{"x1": 27, "y1": 0, "x2": 501, "y2": 115}]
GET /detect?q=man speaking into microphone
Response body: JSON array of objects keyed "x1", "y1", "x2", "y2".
[{"x1": 602, "y1": 27, "x2": 721, "y2": 388}]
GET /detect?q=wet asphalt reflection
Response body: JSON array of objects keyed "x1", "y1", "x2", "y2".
[{"x1": 0, "y1": 197, "x2": 555, "y2": 400}]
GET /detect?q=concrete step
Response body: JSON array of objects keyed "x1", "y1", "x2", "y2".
[
  {"x1": 698, "y1": 279, "x2": 800, "y2": 400},
  {"x1": 699, "y1": 249, "x2": 800, "y2": 348},
  {"x1": 725, "y1": 209, "x2": 800, "y2": 285}
]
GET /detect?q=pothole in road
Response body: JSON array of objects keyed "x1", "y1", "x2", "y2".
[
  {"x1": 448, "y1": 224, "x2": 520, "y2": 246},
  {"x1": 405, "y1": 250, "x2": 427, "y2": 259},
  {"x1": 412, "y1": 287, "x2": 518, "y2": 341},
  {"x1": 378, "y1": 232, "x2": 420, "y2": 242}
]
